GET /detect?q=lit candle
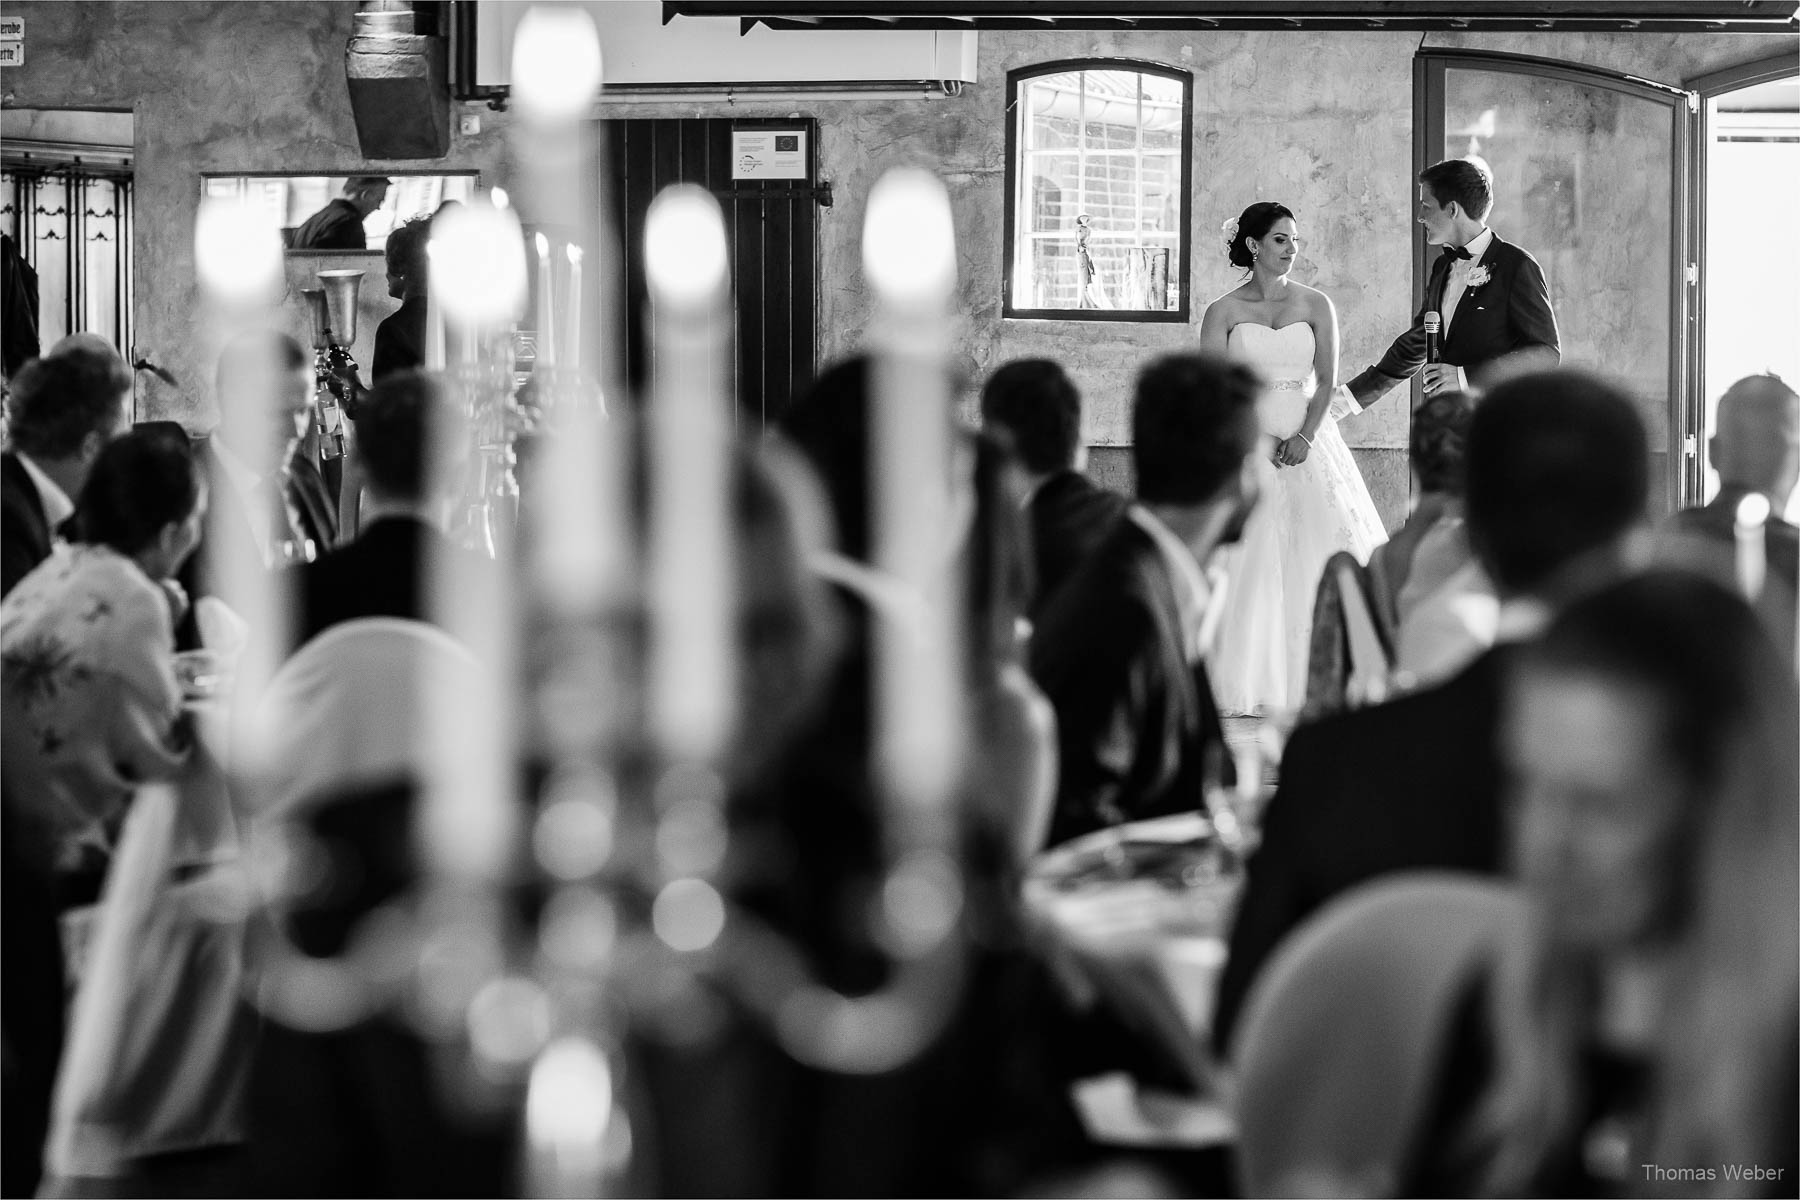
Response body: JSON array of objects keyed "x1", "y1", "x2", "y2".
[
  {"x1": 424, "y1": 244, "x2": 447, "y2": 372},
  {"x1": 1735, "y1": 492, "x2": 1771, "y2": 601},
  {"x1": 862, "y1": 167, "x2": 964, "y2": 811},
  {"x1": 564, "y1": 245, "x2": 583, "y2": 373},
  {"x1": 644, "y1": 185, "x2": 734, "y2": 764},
  {"x1": 535, "y1": 232, "x2": 557, "y2": 368}
]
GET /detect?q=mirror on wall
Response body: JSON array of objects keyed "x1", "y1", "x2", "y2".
[{"x1": 199, "y1": 171, "x2": 480, "y2": 254}]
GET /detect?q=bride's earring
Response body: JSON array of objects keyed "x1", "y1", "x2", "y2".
[{"x1": 1252, "y1": 244, "x2": 1261, "y2": 260}]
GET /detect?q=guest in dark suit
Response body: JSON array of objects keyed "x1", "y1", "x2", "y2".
[
  {"x1": 1, "y1": 345, "x2": 132, "y2": 596},
  {"x1": 1030, "y1": 353, "x2": 1265, "y2": 848},
  {"x1": 289, "y1": 176, "x2": 389, "y2": 251},
  {"x1": 1346, "y1": 158, "x2": 1561, "y2": 410},
  {"x1": 979, "y1": 358, "x2": 1128, "y2": 622},
  {"x1": 292, "y1": 370, "x2": 468, "y2": 648},
  {"x1": 1656, "y1": 373, "x2": 1799, "y2": 661},
  {"x1": 372, "y1": 216, "x2": 430, "y2": 383},
  {"x1": 176, "y1": 333, "x2": 319, "y2": 647},
  {"x1": 1213, "y1": 370, "x2": 1649, "y2": 1055}
]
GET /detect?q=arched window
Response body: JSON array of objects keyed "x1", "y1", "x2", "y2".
[{"x1": 1004, "y1": 59, "x2": 1192, "y2": 322}]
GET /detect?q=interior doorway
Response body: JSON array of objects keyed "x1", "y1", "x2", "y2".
[
  {"x1": 1690, "y1": 61, "x2": 1800, "y2": 516},
  {"x1": 0, "y1": 108, "x2": 135, "y2": 398}
]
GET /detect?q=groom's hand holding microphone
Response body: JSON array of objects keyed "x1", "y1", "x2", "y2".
[{"x1": 1420, "y1": 310, "x2": 1461, "y2": 395}]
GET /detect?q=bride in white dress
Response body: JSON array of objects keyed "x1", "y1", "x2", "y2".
[{"x1": 1200, "y1": 202, "x2": 1387, "y2": 715}]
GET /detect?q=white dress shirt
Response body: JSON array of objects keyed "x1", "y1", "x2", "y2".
[
  {"x1": 1128, "y1": 505, "x2": 1220, "y2": 665},
  {"x1": 1440, "y1": 227, "x2": 1495, "y2": 391},
  {"x1": 15, "y1": 451, "x2": 75, "y2": 535}
]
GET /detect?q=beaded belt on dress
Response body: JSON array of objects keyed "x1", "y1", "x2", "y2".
[{"x1": 1269, "y1": 379, "x2": 1308, "y2": 391}]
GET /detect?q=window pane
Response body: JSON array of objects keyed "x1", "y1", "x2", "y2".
[
  {"x1": 1023, "y1": 154, "x2": 1079, "y2": 233},
  {"x1": 1443, "y1": 66, "x2": 1675, "y2": 511},
  {"x1": 1010, "y1": 64, "x2": 1189, "y2": 316}
]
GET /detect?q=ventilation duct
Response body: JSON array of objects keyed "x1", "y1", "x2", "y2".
[{"x1": 347, "y1": 2, "x2": 451, "y2": 160}]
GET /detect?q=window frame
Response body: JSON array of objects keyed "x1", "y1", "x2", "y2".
[{"x1": 1002, "y1": 57, "x2": 1194, "y2": 324}]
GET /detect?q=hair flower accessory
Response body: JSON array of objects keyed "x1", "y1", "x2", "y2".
[
  {"x1": 1464, "y1": 265, "x2": 1492, "y2": 289},
  {"x1": 1221, "y1": 217, "x2": 1240, "y2": 257}
]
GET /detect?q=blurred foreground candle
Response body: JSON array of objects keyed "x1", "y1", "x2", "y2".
[
  {"x1": 422, "y1": 195, "x2": 528, "y2": 880},
  {"x1": 862, "y1": 167, "x2": 963, "y2": 811},
  {"x1": 526, "y1": 1036, "x2": 622, "y2": 1197},
  {"x1": 644, "y1": 186, "x2": 734, "y2": 764},
  {"x1": 193, "y1": 198, "x2": 290, "y2": 754},
  {"x1": 424, "y1": 248, "x2": 447, "y2": 371},
  {"x1": 1736, "y1": 492, "x2": 1770, "y2": 601}
]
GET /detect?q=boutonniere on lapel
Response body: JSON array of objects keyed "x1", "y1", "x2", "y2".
[{"x1": 1464, "y1": 265, "x2": 1492, "y2": 290}]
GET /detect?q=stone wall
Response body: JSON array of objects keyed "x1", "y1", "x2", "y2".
[{"x1": 3, "y1": 2, "x2": 1788, "y2": 521}]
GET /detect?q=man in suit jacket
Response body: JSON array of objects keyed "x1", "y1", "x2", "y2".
[
  {"x1": 176, "y1": 333, "x2": 322, "y2": 647},
  {"x1": 1030, "y1": 354, "x2": 1266, "y2": 848},
  {"x1": 289, "y1": 176, "x2": 389, "y2": 251},
  {"x1": 1213, "y1": 370, "x2": 1649, "y2": 1055},
  {"x1": 1657, "y1": 373, "x2": 1799, "y2": 660},
  {"x1": 1345, "y1": 158, "x2": 1561, "y2": 410},
  {"x1": 293, "y1": 370, "x2": 469, "y2": 648},
  {"x1": 1, "y1": 346, "x2": 132, "y2": 596},
  {"x1": 980, "y1": 358, "x2": 1129, "y2": 623}
]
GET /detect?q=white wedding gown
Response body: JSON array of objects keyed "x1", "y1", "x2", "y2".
[{"x1": 1210, "y1": 322, "x2": 1387, "y2": 716}]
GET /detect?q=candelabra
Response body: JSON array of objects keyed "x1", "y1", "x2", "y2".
[{"x1": 299, "y1": 269, "x2": 365, "y2": 461}]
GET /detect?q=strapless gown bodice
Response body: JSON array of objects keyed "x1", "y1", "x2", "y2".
[
  {"x1": 1229, "y1": 322, "x2": 1320, "y2": 440},
  {"x1": 1209, "y1": 319, "x2": 1388, "y2": 714}
]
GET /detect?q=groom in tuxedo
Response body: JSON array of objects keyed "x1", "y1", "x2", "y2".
[
  {"x1": 1346, "y1": 158, "x2": 1560, "y2": 409},
  {"x1": 1029, "y1": 353, "x2": 1265, "y2": 848}
]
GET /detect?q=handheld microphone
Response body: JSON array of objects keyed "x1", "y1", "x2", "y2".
[{"x1": 1424, "y1": 311, "x2": 1442, "y2": 364}]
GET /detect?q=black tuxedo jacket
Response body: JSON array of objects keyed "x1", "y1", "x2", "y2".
[
  {"x1": 1028, "y1": 515, "x2": 1233, "y2": 849},
  {"x1": 1212, "y1": 645, "x2": 1513, "y2": 1055},
  {"x1": 292, "y1": 516, "x2": 466, "y2": 650},
  {"x1": 1, "y1": 450, "x2": 53, "y2": 599},
  {"x1": 1348, "y1": 232, "x2": 1560, "y2": 407},
  {"x1": 1026, "y1": 469, "x2": 1129, "y2": 622}
]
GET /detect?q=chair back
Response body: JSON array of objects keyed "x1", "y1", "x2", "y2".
[
  {"x1": 249, "y1": 616, "x2": 481, "y2": 822},
  {"x1": 1231, "y1": 874, "x2": 1522, "y2": 1198}
]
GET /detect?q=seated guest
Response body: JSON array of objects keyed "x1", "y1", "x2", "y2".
[
  {"x1": 1656, "y1": 373, "x2": 1799, "y2": 661},
  {"x1": 292, "y1": 370, "x2": 469, "y2": 648},
  {"x1": 1406, "y1": 572, "x2": 1797, "y2": 1196},
  {"x1": 289, "y1": 175, "x2": 388, "y2": 251},
  {"x1": 1302, "y1": 390, "x2": 1481, "y2": 717},
  {"x1": 1215, "y1": 370, "x2": 1649, "y2": 1054},
  {"x1": 1030, "y1": 353, "x2": 1264, "y2": 847},
  {"x1": 1, "y1": 346, "x2": 132, "y2": 596},
  {"x1": 178, "y1": 332, "x2": 323, "y2": 645},
  {"x1": 960, "y1": 432, "x2": 1057, "y2": 873},
  {"x1": 1, "y1": 426, "x2": 203, "y2": 879},
  {"x1": 978, "y1": 358, "x2": 1128, "y2": 622}
]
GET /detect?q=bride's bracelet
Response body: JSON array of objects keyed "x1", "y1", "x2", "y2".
[{"x1": 1296, "y1": 431, "x2": 1313, "y2": 447}]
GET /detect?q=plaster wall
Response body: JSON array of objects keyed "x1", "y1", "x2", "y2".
[{"x1": 2, "y1": 3, "x2": 1789, "y2": 521}]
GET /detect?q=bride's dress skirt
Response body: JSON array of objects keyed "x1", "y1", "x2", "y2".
[{"x1": 1211, "y1": 325, "x2": 1388, "y2": 716}]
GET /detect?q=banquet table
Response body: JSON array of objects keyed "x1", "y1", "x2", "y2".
[{"x1": 1022, "y1": 812, "x2": 1246, "y2": 1149}]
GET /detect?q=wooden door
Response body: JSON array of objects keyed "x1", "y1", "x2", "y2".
[{"x1": 605, "y1": 117, "x2": 822, "y2": 429}]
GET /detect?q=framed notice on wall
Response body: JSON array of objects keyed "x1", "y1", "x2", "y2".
[{"x1": 731, "y1": 130, "x2": 808, "y2": 181}]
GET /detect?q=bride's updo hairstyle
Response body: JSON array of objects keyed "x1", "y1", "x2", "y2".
[{"x1": 1227, "y1": 201, "x2": 1295, "y2": 271}]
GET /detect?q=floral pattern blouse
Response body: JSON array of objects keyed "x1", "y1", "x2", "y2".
[{"x1": 1, "y1": 544, "x2": 188, "y2": 870}]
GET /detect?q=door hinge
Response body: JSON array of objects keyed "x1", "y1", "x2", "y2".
[
  {"x1": 1685, "y1": 434, "x2": 1698, "y2": 459},
  {"x1": 1686, "y1": 90, "x2": 1700, "y2": 114},
  {"x1": 1686, "y1": 262, "x2": 1698, "y2": 285}
]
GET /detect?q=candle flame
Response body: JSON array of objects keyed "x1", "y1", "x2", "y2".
[
  {"x1": 644, "y1": 186, "x2": 729, "y2": 306},
  {"x1": 862, "y1": 167, "x2": 957, "y2": 302},
  {"x1": 511, "y1": 6, "x2": 604, "y2": 120},
  {"x1": 534, "y1": 231, "x2": 550, "y2": 255},
  {"x1": 1735, "y1": 492, "x2": 1772, "y2": 530},
  {"x1": 429, "y1": 199, "x2": 528, "y2": 327},
  {"x1": 194, "y1": 198, "x2": 283, "y2": 307},
  {"x1": 527, "y1": 1037, "x2": 613, "y2": 1169},
  {"x1": 491, "y1": 186, "x2": 511, "y2": 211}
]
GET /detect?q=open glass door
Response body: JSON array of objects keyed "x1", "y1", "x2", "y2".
[
  {"x1": 1418, "y1": 51, "x2": 1692, "y2": 516},
  {"x1": 1687, "y1": 55, "x2": 1800, "y2": 519}
]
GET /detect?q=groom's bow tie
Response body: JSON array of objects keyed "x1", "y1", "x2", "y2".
[{"x1": 1443, "y1": 244, "x2": 1473, "y2": 262}]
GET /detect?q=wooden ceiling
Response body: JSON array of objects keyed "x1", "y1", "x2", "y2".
[{"x1": 663, "y1": 1, "x2": 1800, "y2": 34}]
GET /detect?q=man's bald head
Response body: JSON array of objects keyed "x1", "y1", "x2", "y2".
[{"x1": 1713, "y1": 374, "x2": 1800, "y2": 508}]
